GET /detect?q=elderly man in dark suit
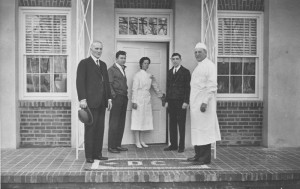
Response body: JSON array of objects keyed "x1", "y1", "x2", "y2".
[
  {"x1": 107, "y1": 51, "x2": 129, "y2": 153},
  {"x1": 164, "y1": 53, "x2": 191, "y2": 153},
  {"x1": 76, "y1": 41, "x2": 112, "y2": 163}
]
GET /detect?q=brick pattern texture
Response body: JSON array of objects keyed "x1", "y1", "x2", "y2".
[
  {"x1": 115, "y1": 0, "x2": 172, "y2": 9},
  {"x1": 19, "y1": 101, "x2": 71, "y2": 147},
  {"x1": 218, "y1": 0, "x2": 264, "y2": 11},
  {"x1": 217, "y1": 101, "x2": 263, "y2": 146},
  {"x1": 19, "y1": 0, "x2": 71, "y2": 7}
]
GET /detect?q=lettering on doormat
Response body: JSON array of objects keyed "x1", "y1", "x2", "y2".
[{"x1": 86, "y1": 158, "x2": 216, "y2": 170}]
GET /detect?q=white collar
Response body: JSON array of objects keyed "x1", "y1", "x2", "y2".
[
  {"x1": 115, "y1": 63, "x2": 125, "y2": 75},
  {"x1": 91, "y1": 54, "x2": 100, "y2": 64},
  {"x1": 174, "y1": 65, "x2": 181, "y2": 71}
]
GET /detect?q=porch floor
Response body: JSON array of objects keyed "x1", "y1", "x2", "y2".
[{"x1": 1, "y1": 145, "x2": 300, "y2": 188}]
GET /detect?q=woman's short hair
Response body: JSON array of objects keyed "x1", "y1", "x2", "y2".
[{"x1": 139, "y1": 57, "x2": 151, "y2": 69}]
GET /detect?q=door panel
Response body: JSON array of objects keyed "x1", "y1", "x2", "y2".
[{"x1": 117, "y1": 42, "x2": 167, "y2": 144}]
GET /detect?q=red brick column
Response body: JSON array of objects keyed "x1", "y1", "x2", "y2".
[
  {"x1": 19, "y1": 101, "x2": 71, "y2": 147},
  {"x1": 217, "y1": 101, "x2": 263, "y2": 146}
]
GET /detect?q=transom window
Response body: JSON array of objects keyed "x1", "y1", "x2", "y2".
[
  {"x1": 217, "y1": 12, "x2": 263, "y2": 99},
  {"x1": 119, "y1": 16, "x2": 168, "y2": 36},
  {"x1": 20, "y1": 9, "x2": 70, "y2": 99},
  {"x1": 116, "y1": 9, "x2": 172, "y2": 40}
]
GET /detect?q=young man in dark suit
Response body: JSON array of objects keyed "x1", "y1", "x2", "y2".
[
  {"x1": 107, "y1": 51, "x2": 129, "y2": 153},
  {"x1": 76, "y1": 41, "x2": 112, "y2": 163},
  {"x1": 164, "y1": 53, "x2": 191, "y2": 153}
]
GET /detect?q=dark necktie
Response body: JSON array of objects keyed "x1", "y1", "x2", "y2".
[
  {"x1": 121, "y1": 65, "x2": 126, "y2": 77},
  {"x1": 96, "y1": 59, "x2": 100, "y2": 68}
]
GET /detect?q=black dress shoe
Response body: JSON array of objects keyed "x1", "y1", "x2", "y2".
[
  {"x1": 108, "y1": 148, "x2": 120, "y2": 153},
  {"x1": 94, "y1": 156, "x2": 108, "y2": 160},
  {"x1": 116, "y1": 146, "x2": 128, "y2": 151},
  {"x1": 187, "y1": 157, "x2": 199, "y2": 161},
  {"x1": 178, "y1": 149, "x2": 184, "y2": 153},
  {"x1": 86, "y1": 158, "x2": 94, "y2": 163},
  {"x1": 164, "y1": 146, "x2": 178, "y2": 151}
]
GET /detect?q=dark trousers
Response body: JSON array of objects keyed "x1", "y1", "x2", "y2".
[
  {"x1": 84, "y1": 106, "x2": 106, "y2": 159},
  {"x1": 108, "y1": 95, "x2": 128, "y2": 149},
  {"x1": 168, "y1": 99, "x2": 187, "y2": 150},
  {"x1": 194, "y1": 144, "x2": 211, "y2": 163}
]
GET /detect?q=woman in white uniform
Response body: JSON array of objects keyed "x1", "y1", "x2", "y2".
[
  {"x1": 188, "y1": 42, "x2": 221, "y2": 165},
  {"x1": 131, "y1": 57, "x2": 163, "y2": 148}
]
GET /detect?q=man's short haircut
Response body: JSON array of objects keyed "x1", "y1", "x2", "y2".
[
  {"x1": 171, "y1": 53, "x2": 181, "y2": 59},
  {"x1": 139, "y1": 57, "x2": 151, "y2": 69},
  {"x1": 91, "y1": 41, "x2": 103, "y2": 47},
  {"x1": 116, "y1": 50, "x2": 126, "y2": 58}
]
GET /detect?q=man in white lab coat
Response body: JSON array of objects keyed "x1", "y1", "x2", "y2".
[{"x1": 188, "y1": 42, "x2": 221, "y2": 165}]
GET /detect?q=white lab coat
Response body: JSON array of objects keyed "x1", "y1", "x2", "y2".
[
  {"x1": 190, "y1": 58, "x2": 221, "y2": 145},
  {"x1": 131, "y1": 70, "x2": 162, "y2": 130}
]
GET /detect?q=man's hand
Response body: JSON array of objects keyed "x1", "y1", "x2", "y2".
[
  {"x1": 182, "y1": 103, "x2": 189, "y2": 109},
  {"x1": 79, "y1": 99, "x2": 87, "y2": 109},
  {"x1": 132, "y1": 103, "x2": 137, "y2": 110},
  {"x1": 200, "y1": 103, "x2": 207, "y2": 112},
  {"x1": 164, "y1": 102, "x2": 168, "y2": 108},
  {"x1": 107, "y1": 100, "x2": 112, "y2": 111}
]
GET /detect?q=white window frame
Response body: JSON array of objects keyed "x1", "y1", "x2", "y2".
[
  {"x1": 19, "y1": 7, "x2": 71, "y2": 100},
  {"x1": 217, "y1": 11, "x2": 263, "y2": 100}
]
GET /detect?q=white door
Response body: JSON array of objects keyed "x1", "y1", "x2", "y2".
[{"x1": 117, "y1": 41, "x2": 167, "y2": 144}]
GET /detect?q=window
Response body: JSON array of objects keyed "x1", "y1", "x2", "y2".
[
  {"x1": 115, "y1": 9, "x2": 172, "y2": 40},
  {"x1": 119, "y1": 16, "x2": 168, "y2": 36},
  {"x1": 217, "y1": 12, "x2": 263, "y2": 99},
  {"x1": 20, "y1": 9, "x2": 70, "y2": 99}
]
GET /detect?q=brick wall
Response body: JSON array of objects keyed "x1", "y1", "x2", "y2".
[
  {"x1": 19, "y1": 101, "x2": 71, "y2": 147},
  {"x1": 217, "y1": 101, "x2": 263, "y2": 146},
  {"x1": 218, "y1": 0, "x2": 264, "y2": 11},
  {"x1": 115, "y1": 0, "x2": 172, "y2": 9}
]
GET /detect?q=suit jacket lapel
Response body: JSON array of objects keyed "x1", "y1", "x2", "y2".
[
  {"x1": 173, "y1": 66, "x2": 181, "y2": 83},
  {"x1": 113, "y1": 63, "x2": 125, "y2": 77},
  {"x1": 89, "y1": 56, "x2": 102, "y2": 77}
]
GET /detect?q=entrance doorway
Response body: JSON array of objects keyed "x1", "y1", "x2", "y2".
[{"x1": 117, "y1": 41, "x2": 168, "y2": 144}]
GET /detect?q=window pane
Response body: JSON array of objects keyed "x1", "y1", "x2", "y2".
[
  {"x1": 218, "y1": 17, "x2": 257, "y2": 55},
  {"x1": 231, "y1": 62, "x2": 242, "y2": 75},
  {"x1": 54, "y1": 56, "x2": 67, "y2": 73},
  {"x1": 218, "y1": 76, "x2": 229, "y2": 93},
  {"x1": 230, "y1": 76, "x2": 242, "y2": 93},
  {"x1": 40, "y1": 57, "x2": 51, "y2": 73},
  {"x1": 27, "y1": 57, "x2": 39, "y2": 73},
  {"x1": 27, "y1": 74, "x2": 40, "y2": 92},
  {"x1": 158, "y1": 18, "x2": 167, "y2": 35},
  {"x1": 243, "y1": 76, "x2": 255, "y2": 93},
  {"x1": 149, "y1": 17, "x2": 157, "y2": 35},
  {"x1": 139, "y1": 17, "x2": 148, "y2": 35},
  {"x1": 244, "y1": 58, "x2": 256, "y2": 75},
  {"x1": 25, "y1": 15, "x2": 67, "y2": 54},
  {"x1": 41, "y1": 74, "x2": 50, "y2": 92},
  {"x1": 129, "y1": 17, "x2": 138, "y2": 35},
  {"x1": 119, "y1": 17, "x2": 128, "y2": 35},
  {"x1": 218, "y1": 58, "x2": 229, "y2": 75},
  {"x1": 54, "y1": 74, "x2": 67, "y2": 92}
]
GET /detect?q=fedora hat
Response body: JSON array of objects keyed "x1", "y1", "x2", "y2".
[{"x1": 78, "y1": 106, "x2": 93, "y2": 125}]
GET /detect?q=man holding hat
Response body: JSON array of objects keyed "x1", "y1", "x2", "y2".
[
  {"x1": 76, "y1": 41, "x2": 112, "y2": 163},
  {"x1": 187, "y1": 42, "x2": 221, "y2": 165}
]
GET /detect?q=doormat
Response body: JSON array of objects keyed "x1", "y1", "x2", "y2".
[{"x1": 85, "y1": 158, "x2": 218, "y2": 171}]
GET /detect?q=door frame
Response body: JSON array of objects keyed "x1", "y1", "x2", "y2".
[{"x1": 115, "y1": 9, "x2": 173, "y2": 144}]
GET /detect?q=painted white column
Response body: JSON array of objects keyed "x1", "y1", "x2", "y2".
[
  {"x1": 263, "y1": 0, "x2": 300, "y2": 147},
  {"x1": 0, "y1": 0, "x2": 19, "y2": 149}
]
